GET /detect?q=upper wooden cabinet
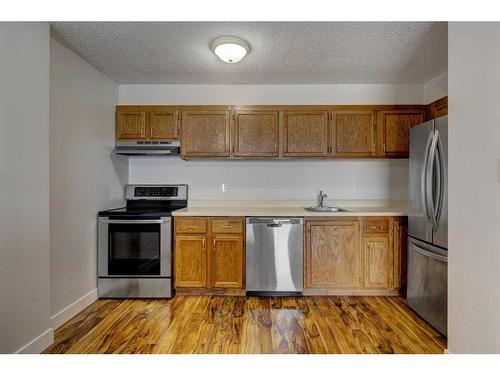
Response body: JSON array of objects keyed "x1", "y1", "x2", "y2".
[
  {"x1": 181, "y1": 107, "x2": 231, "y2": 157},
  {"x1": 232, "y1": 109, "x2": 279, "y2": 157},
  {"x1": 116, "y1": 106, "x2": 180, "y2": 140},
  {"x1": 305, "y1": 219, "x2": 362, "y2": 289},
  {"x1": 332, "y1": 110, "x2": 376, "y2": 157},
  {"x1": 149, "y1": 109, "x2": 180, "y2": 139},
  {"x1": 282, "y1": 110, "x2": 330, "y2": 157},
  {"x1": 428, "y1": 96, "x2": 448, "y2": 120},
  {"x1": 379, "y1": 109, "x2": 426, "y2": 157},
  {"x1": 116, "y1": 108, "x2": 147, "y2": 139},
  {"x1": 116, "y1": 104, "x2": 429, "y2": 159}
]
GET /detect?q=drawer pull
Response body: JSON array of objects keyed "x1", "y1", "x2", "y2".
[{"x1": 371, "y1": 225, "x2": 384, "y2": 230}]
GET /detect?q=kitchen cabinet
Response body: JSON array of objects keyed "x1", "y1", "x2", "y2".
[
  {"x1": 174, "y1": 235, "x2": 207, "y2": 288},
  {"x1": 174, "y1": 217, "x2": 244, "y2": 292},
  {"x1": 116, "y1": 104, "x2": 428, "y2": 159},
  {"x1": 305, "y1": 216, "x2": 406, "y2": 295},
  {"x1": 211, "y1": 234, "x2": 244, "y2": 288},
  {"x1": 282, "y1": 110, "x2": 330, "y2": 157},
  {"x1": 331, "y1": 110, "x2": 377, "y2": 157},
  {"x1": 428, "y1": 96, "x2": 448, "y2": 120},
  {"x1": 305, "y1": 219, "x2": 362, "y2": 289},
  {"x1": 363, "y1": 236, "x2": 391, "y2": 289},
  {"x1": 116, "y1": 106, "x2": 180, "y2": 140},
  {"x1": 116, "y1": 108, "x2": 147, "y2": 139},
  {"x1": 181, "y1": 107, "x2": 231, "y2": 157},
  {"x1": 379, "y1": 109, "x2": 426, "y2": 157},
  {"x1": 392, "y1": 217, "x2": 408, "y2": 289},
  {"x1": 149, "y1": 109, "x2": 180, "y2": 139},
  {"x1": 232, "y1": 109, "x2": 279, "y2": 157}
]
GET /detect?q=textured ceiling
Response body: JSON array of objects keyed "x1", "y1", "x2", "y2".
[{"x1": 51, "y1": 22, "x2": 447, "y2": 84}]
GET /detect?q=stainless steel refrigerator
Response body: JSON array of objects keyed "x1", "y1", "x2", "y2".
[{"x1": 407, "y1": 115, "x2": 448, "y2": 336}]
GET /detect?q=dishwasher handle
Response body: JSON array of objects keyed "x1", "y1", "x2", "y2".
[{"x1": 246, "y1": 217, "x2": 303, "y2": 225}]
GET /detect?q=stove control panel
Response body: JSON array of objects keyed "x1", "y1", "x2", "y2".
[{"x1": 125, "y1": 184, "x2": 188, "y2": 200}]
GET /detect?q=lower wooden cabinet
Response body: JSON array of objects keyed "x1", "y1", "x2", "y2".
[
  {"x1": 305, "y1": 216, "x2": 406, "y2": 295},
  {"x1": 363, "y1": 236, "x2": 391, "y2": 289},
  {"x1": 174, "y1": 235, "x2": 207, "y2": 288},
  {"x1": 174, "y1": 217, "x2": 244, "y2": 292},
  {"x1": 305, "y1": 219, "x2": 362, "y2": 289},
  {"x1": 211, "y1": 234, "x2": 244, "y2": 288}
]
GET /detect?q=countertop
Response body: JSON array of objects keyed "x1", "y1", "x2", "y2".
[{"x1": 171, "y1": 200, "x2": 408, "y2": 217}]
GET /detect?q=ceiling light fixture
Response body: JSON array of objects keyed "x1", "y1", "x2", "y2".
[{"x1": 211, "y1": 36, "x2": 251, "y2": 64}]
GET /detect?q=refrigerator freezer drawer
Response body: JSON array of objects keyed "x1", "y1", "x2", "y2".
[{"x1": 407, "y1": 237, "x2": 447, "y2": 336}]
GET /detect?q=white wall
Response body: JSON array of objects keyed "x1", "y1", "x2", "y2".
[
  {"x1": 119, "y1": 84, "x2": 425, "y2": 105},
  {"x1": 129, "y1": 158, "x2": 408, "y2": 201},
  {"x1": 424, "y1": 71, "x2": 448, "y2": 103},
  {"x1": 121, "y1": 83, "x2": 424, "y2": 201},
  {"x1": 49, "y1": 39, "x2": 126, "y2": 325},
  {"x1": 448, "y1": 23, "x2": 500, "y2": 353},
  {"x1": 0, "y1": 23, "x2": 52, "y2": 353}
]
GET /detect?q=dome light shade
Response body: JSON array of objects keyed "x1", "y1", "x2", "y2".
[{"x1": 211, "y1": 37, "x2": 250, "y2": 63}]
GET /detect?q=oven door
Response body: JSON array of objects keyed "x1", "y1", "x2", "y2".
[{"x1": 98, "y1": 217, "x2": 171, "y2": 277}]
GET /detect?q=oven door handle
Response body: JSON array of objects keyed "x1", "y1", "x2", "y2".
[{"x1": 101, "y1": 219, "x2": 170, "y2": 224}]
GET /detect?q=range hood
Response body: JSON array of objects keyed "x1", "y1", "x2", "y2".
[{"x1": 114, "y1": 140, "x2": 180, "y2": 156}]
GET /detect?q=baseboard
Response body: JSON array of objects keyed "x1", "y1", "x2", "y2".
[
  {"x1": 15, "y1": 328, "x2": 54, "y2": 354},
  {"x1": 51, "y1": 288, "x2": 98, "y2": 329}
]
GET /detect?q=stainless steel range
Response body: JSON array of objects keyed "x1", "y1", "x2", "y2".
[{"x1": 97, "y1": 184, "x2": 187, "y2": 298}]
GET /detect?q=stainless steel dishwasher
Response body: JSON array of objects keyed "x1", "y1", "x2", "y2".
[{"x1": 246, "y1": 217, "x2": 303, "y2": 295}]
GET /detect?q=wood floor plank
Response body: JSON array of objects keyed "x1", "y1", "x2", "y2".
[{"x1": 43, "y1": 295, "x2": 446, "y2": 354}]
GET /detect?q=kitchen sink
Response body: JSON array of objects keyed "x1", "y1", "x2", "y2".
[{"x1": 305, "y1": 206, "x2": 349, "y2": 212}]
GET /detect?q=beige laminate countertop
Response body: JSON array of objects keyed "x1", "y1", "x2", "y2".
[{"x1": 171, "y1": 200, "x2": 408, "y2": 217}]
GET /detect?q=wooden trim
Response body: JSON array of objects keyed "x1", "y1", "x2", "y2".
[
  {"x1": 175, "y1": 288, "x2": 245, "y2": 296},
  {"x1": 303, "y1": 288, "x2": 401, "y2": 296}
]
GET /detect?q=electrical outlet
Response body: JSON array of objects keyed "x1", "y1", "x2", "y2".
[
  {"x1": 353, "y1": 183, "x2": 361, "y2": 191},
  {"x1": 221, "y1": 183, "x2": 229, "y2": 192}
]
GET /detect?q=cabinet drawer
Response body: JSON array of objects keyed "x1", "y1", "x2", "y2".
[
  {"x1": 175, "y1": 218, "x2": 207, "y2": 233},
  {"x1": 211, "y1": 219, "x2": 243, "y2": 234},
  {"x1": 363, "y1": 218, "x2": 389, "y2": 234}
]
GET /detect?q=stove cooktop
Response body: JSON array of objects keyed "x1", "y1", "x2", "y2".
[{"x1": 98, "y1": 206, "x2": 184, "y2": 219}]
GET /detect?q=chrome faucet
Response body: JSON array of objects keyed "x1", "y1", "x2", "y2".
[{"x1": 318, "y1": 191, "x2": 328, "y2": 207}]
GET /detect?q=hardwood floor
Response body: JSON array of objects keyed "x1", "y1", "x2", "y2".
[{"x1": 43, "y1": 296, "x2": 446, "y2": 354}]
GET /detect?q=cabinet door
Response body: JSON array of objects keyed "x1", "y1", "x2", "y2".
[
  {"x1": 305, "y1": 220, "x2": 361, "y2": 289},
  {"x1": 283, "y1": 111, "x2": 329, "y2": 157},
  {"x1": 116, "y1": 108, "x2": 146, "y2": 139},
  {"x1": 429, "y1": 97, "x2": 448, "y2": 120},
  {"x1": 363, "y1": 236, "x2": 391, "y2": 289},
  {"x1": 233, "y1": 110, "x2": 279, "y2": 157},
  {"x1": 380, "y1": 109, "x2": 425, "y2": 157},
  {"x1": 181, "y1": 109, "x2": 231, "y2": 157},
  {"x1": 148, "y1": 109, "x2": 180, "y2": 139},
  {"x1": 211, "y1": 234, "x2": 244, "y2": 288},
  {"x1": 332, "y1": 111, "x2": 376, "y2": 157},
  {"x1": 174, "y1": 235, "x2": 207, "y2": 288},
  {"x1": 393, "y1": 219, "x2": 408, "y2": 289}
]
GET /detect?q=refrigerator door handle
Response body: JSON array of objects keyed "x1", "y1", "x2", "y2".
[
  {"x1": 413, "y1": 243, "x2": 448, "y2": 263},
  {"x1": 426, "y1": 131, "x2": 439, "y2": 229},
  {"x1": 421, "y1": 131, "x2": 434, "y2": 223},
  {"x1": 433, "y1": 131, "x2": 445, "y2": 227}
]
